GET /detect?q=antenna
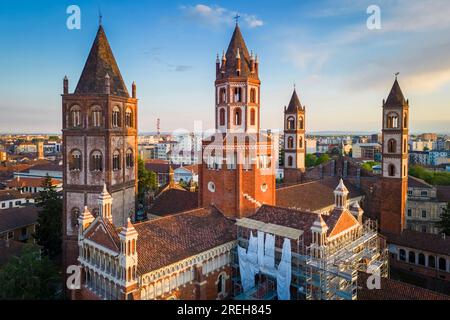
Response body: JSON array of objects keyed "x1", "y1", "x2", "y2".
[{"x1": 157, "y1": 118, "x2": 161, "y2": 136}]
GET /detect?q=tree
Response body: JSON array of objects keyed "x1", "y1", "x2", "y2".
[
  {"x1": 436, "y1": 203, "x2": 450, "y2": 236},
  {"x1": 137, "y1": 158, "x2": 158, "y2": 202},
  {"x1": 0, "y1": 244, "x2": 61, "y2": 299},
  {"x1": 34, "y1": 175, "x2": 62, "y2": 259},
  {"x1": 305, "y1": 154, "x2": 317, "y2": 168},
  {"x1": 315, "y1": 154, "x2": 330, "y2": 166}
]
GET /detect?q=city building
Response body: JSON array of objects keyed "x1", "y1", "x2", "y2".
[
  {"x1": 6, "y1": 176, "x2": 62, "y2": 194},
  {"x1": 0, "y1": 206, "x2": 39, "y2": 242},
  {"x1": 0, "y1": 190, "x2": 34, "y2": 210},
  {"x1": 352, "y1": 143, "x2": 382, "y2": 160}
]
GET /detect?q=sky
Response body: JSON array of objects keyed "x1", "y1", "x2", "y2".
[{"x1": 0, "y1": 0, "x2": 449, "y2": 134}]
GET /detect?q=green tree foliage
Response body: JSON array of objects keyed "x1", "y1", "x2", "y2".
[
  {"x1": 361, "y1": 161, "x2": 381, "y2": 173},
  {"x1": 436, "y1": 203, "x2": 450, "y2": 236},
  {"x1": 315, "y1": 154, "x2": 330, "y2": 166},
  {"x1": 0, "y1": 244, "x2": 61, "y2": 299},
  {"x1": 137, "y1": 158, "x2": 158, "y2": 201},
  {"x1": 35, "y1": 175, "x2": 62, "y2": 259},
  {"x1": 409, "y1": 165, "x2": 450, "y2": 186},
  {"x1": 305, "y1": 154, "x2": 317, "y2": 168}
]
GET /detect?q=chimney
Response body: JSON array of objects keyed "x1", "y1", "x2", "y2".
[
  {"x1": 105, "y1": 73, "x2": 111, "y2": 94},
  {"x1": 63, "y1": 76, "x2": 69, "y2": 94},
  {"x1": 132, "y1": 81, "x2": 136, "y2": 99}
]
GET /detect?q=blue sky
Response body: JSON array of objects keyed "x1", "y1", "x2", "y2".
[{"x1": 0, "y1": 0, "x2": 449, "y2": 134}]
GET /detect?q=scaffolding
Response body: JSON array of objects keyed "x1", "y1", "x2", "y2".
[{"x1": 231, "y1": 218, "x2": 388, "y2": 300}]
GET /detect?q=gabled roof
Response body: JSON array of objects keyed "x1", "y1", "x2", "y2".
[
  {"x1": 84, "y1": 217, "x2": 121, "y2": 253},
  {"x1": 408, "y1": 176, "x2": 433, "y2": 189},
  {"x1": 286, "y1": 89, "x2": 303, "y2": 113},
  {"x1": 75, "y1": 26, "x2": 129, "y2": 97},
  {"x1": 0, "y1": 206, "x2": 39, "y2": 233},
  {"x1": 384, "y1": 78, "x2": 406, "y2": 107},
  {"x1": 221, "y1": 24, "x2": 255, "y2": 78},
  {"x1": 324, "y1": 209, "x2": 359, "y2": 238},
  {"x1": 149, "y1": 188, "x2": 199, "y2": 217}
]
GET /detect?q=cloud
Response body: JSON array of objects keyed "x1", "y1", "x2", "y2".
[
  {"x1": 179, "y1": 4, "x2": 263, "y2": 29},
  {"x1": 144, "y1": 47, "x2": 193, "y2": 73}
]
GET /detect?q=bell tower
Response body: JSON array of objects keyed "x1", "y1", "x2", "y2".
[
  {"x1": 199, "y1": 22, "x2": 276, "y2": 219},
  {"x1": 62, "y1": 25, "x2": 138, "y2": 273},
  {"x1": 380, "y1": 76, "x2": 409, "y2": 235},
  {"x1": 283, "y1": 88, "x2": 306, "y2": 183}
]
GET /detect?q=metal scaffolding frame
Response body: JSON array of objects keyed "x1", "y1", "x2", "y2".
[{"x1": 231, "y1": 219, "x2": 388, "y2": 300}]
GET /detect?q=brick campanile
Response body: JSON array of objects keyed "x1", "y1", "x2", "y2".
[
  {"x1": 283, "y1": 89, "x2": 306, "y2": 183},
  {"x1": 379, "y1": 77, "x2": 409, "y2": 235},
  {"x1": 199, "y1": 23, "x2": 276, "y2": 219},
  {"x1": 62, "y1": 25, "x2": 138, "y2": 277}
]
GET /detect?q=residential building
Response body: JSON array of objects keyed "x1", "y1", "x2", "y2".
[
  {"x1": 352, "y1": 143, "x2": 382, "y2": 160},
  {"x1": 0, "y1": 206, "x2": 39, "y2": 242}
]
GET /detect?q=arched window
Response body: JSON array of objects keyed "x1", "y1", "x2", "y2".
[
  {"x1": 418, "y1": 253, "x2": 426, "y2": 266},
  {"x1": 219, "y1": 88, "x2": 226, "y2": 104},
  {"x1": 250, "y1": 88, "x2": 256, "y2": 103},
  {"x1": 299, "y1": 117, "x2": 304, "y2": 130},
  {"x1": 287, "y1": 117, "x2": 295, "y2": 130},
  {"x1": 299, "y1": 137, "x2": 303, "y2": 149},
  {"x1": 428, "y1": 255, "x2": 436, "y2": 268},
  {"x1": 399, "y1": 249, "x2": 406, "y2": 261},
  {"x1": 126, "y1": 149, "x2": 134, "y2": 168},
  {"x1": 250, "y1": 108, "x2": 256, "y2": 126},
  {"x1": 287, "y1": 136, "x2": 294, "y2": 149},
  {"x1": 125, "y1": 108, "x2": 133, "y2": 128},
  {"x1": 70, "y1": 106, "x2": 82, "y2": 128},
  {"x1": 234, "y1": 87, "x2": 242, "y2": 102},
  {"x1": 217, "y1": 273, "x2": 226, "y2": 295},
  {"x1": 388, "y1": 164, "x2": 396, "y2": 177},
  {"x1": 112, "y1": 106, "x2": 121, "y2": 128},
  {"x1": 387, "y1": 112, "x2": 399, "y2": 128},
  {"x1": 439, "y1": 258, "x2": 447, "y2": 271},
  {"x1": 71, "y1": 207, "x2": 80, "y2": 230},
  {"x1": 388, "y1": 139, "x2": 397, "y2": 153},
  {"x1": 288, "y1": 156, "x2": 293, "y2": 167},
  {"x1": 234, "y1": 108, "x2": 242, "y2": 126},
  {"x1": 90, "y1": 150, "x2": 103, "y2": 172},
  {"x1": 403, "y1": 113, "x2": 408, "y2": 128},
  {"x1": 90, "y1": 106, "x2": 102, "y2": 127},
  {"x1": 113, "y1": 150, "x2": 121, "y2": 171},
  {"x1": 219, "y1": 108, "x2": 225, "y2": 126},
  {"x1": 408, "y1": 251, "x2": 416, "y2": 264},
  {"x1": 69, "y1": 150, "x2": 82, "y2": 171},
  {"x1": 403, "y1": 139, "x2": 407, "y2": 153}
]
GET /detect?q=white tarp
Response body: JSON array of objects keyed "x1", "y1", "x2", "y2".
[
  {"x1": 263, "y1": 233, "x2": 276, "y2": 272},
  {"x1": 257, "y1": 231, "x2": 265, "y2": 266},
  {"x1": 238, "y1": 245, "x2": 254, "y2": 292},
  {"x1": 277, "y1": 238, "x2": 292, "y2": 300}
]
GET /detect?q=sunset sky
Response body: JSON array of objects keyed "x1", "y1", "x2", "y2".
[{"x1": 0, "y1": 0, "x2": 449, "y2": 134}]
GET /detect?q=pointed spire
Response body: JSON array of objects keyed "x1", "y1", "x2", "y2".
[
  {"x1": 335, "y1": 178, "x2": 349, "y2": 193},
  {"x1": 312, "y1": 213, "x2": 328, "y2": 233},
  {"x1": 120, "y1": 217, "x2": 137, "y2": 237},
  {"x1": 384, "y1": 77, "x2": 406, "y2": 107},
  {"x1": 223, "y1": 24, "x2": 253, "y2": 78},
  {"x1": 75, "y1": 25, "x2": 129, "y2": 97},
  {"x1": 286, "y1": 88, "x2": 303, "y2": 113}
]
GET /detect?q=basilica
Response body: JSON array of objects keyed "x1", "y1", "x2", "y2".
[{"x1": 61, "y1": 21, "x2": 440, "y2": 300}]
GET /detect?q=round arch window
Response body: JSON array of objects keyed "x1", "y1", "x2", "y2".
[
  {"x1": 208, "y1": 182, "x2": 216, "y2": 193},
  {"x1": 261, "y1": 183, "x2": 268, "y2": 192}
]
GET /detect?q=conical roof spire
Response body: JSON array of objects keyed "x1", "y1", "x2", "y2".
[
  {"x1": 222, "y1": 24, "x2": 253, "y2": 78},
  {"x1": 384, "y1": 78, "x2": 406, "y2": 107},
  {"x1": 75, "y1": 26, "x2": 129, "y2": 97},
  {"x1": 286, "y1": 88, "x2": 303, "y2": 112}
]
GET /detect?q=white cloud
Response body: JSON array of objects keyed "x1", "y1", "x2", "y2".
[{"x1": 180, "y1": 4, "x2": 263, "y2": 28}]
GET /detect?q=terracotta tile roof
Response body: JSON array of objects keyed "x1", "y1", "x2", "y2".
[
  {"x1": 385, "y1": 230, "x2": 450, "y2": 256},
  {"x1": 357, "y1": 272, "x2": 450, "y2": 300},
  {"x1": 437, "y1": 186, "x2": 450, "y2": 203},
  {"x1": 144, "y1": 160, "x2": 180, "y2": 175},
  {"x1": 0, "y1": 190, "x2": 33, "y2": 201},
  {"x1": 0, "y1": 206, "x2": 39, "y2": 233},
  {"x1": 325, "y1": 209, "x2": 359, "y2": 238},
  {"x1": 28, "y1": 163, "x2": 62, "y2": 172},
  {"x1": 249, "y1": 205, "x2": 319, "y2": 246},
  {"x1": 276, "y1": 178, "x2": 363, "y2": 212},
  {"x1": 149, "y1": 188, "x2": 198, "y2": 216},
  {"x1": 84, "y1": 218, "x2": 121, "y2": 253},
  {"x1": 75, "y1": 26, "x2": 129, "y2": 97},
  {"x1": 408, "y1": 176, "x2": 433, "y2": 189},
  {"x1": 134, "y1": 207, "x2": 235, "y2": 275},
  {"x1": 6, "y1": 177, "x2": 62, "y2": 188}
]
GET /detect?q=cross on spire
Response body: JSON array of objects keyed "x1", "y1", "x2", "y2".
[
  {"x1": 98, "y1": 7, "x2": 103, "y2": 26},
  {"x1": 234, "y1": 13, "x2": 240, "y2": 25},
  {"x1": 395, "y1": 72, "x2": 400, "y2": 79}
]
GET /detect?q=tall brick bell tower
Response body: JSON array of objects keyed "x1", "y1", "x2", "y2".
[
  {"x1": 380, "y1": 77, "x2": 409, "y2": 235},
  {"x1": 62, "y1": 25, "x2": 138, "y2": 274},
  {"x1": 283, "y1": 88, "x2": 306, "y2": 183},
  {"x1": 198, "y1": 22, "x2": 276, "y2": 219}
]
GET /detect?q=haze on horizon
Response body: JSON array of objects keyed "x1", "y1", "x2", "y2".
[{"x1": 0, "y1": 0, "x2": 449, "y2": 134}]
